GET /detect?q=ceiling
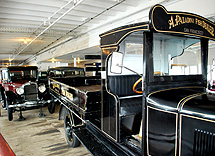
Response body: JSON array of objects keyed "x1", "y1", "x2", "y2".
[
  {"x1": 0, "y1": 0, "x2": 144, "y2": 66},
  {"x1": 0, "y1": 0, "x2": 215, "y2": 67}
]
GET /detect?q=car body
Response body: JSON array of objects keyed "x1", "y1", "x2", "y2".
[
  {"x1": 0, "y1": 66, "x2": 51, "y2": 121},
  {"x1": 47, "y1": 67, "x2": 86, "y2": 114}
]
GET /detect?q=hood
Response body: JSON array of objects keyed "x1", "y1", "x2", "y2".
[
  {"x1": 11, "y1": 80, "x2": 31, "y2": 88},
  {"x1": 6, "y1": 80, "x2": 35, "y2": 94},
  {"x1": 147, "y1": 87, "x2": 215, "y2": 120}
]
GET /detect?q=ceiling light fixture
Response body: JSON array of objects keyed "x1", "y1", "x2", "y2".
[
  {"x1": 51, "y1": 58, "x2": 55, "y2": 63},
  {"x1": 77, "y1": 57, "x2": 80, "y2": 63},
  {"x1": 23, "y1": 39, "x2": 28, "y2": 44}
]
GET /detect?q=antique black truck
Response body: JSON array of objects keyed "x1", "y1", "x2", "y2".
[{"x1": 49, "y1": 5, "x2": 215, "y2": 156}]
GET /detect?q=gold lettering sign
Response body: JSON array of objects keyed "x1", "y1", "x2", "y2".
[
  {"x1": 52, "y1": 83, "x2": 60, "y2": 90},
  {"x1": 61, "y1": 88, "x2": 73, "y2": 100},
  {"x1": 168, "y1": 15, "x2": 214, "y2": 37},
  {"x1": 195, "y1": 18, "x2": 214, "y2": 36},
  {"x1": 168, "y1": 15, "x2": 194, "y2": 29}
]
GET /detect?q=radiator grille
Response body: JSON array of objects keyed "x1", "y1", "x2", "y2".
[
  {"x1": 24, "y1": 84, "x2": 37, "y2": 100},
  {"x1": 193, "y1": 129, "x2": 215, "y2": 156}
]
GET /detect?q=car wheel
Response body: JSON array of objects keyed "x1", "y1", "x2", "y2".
[
  {"x1": 64, "y1": 109, "x2": 80, "y2": 147},
  {"x1": 5, "y1": 95, "x2": 13, "y2": 121},
  {"x1": 0, "y1": 89, "x2": 6, "y2": 108},
  {"x1": 48, "y1": 96, "x2": 55, "y2": 114}
]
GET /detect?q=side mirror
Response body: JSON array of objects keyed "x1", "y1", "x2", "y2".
[{"x1": 110, "y1": 52, "x2": 123, "y2": 74}]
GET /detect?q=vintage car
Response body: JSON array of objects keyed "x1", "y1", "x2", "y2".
[
  {"x1": 47, "y1": 67, "x2": 88, "y2": 113},
  {"x1": 37, "y1": 71, "x2": 48, "y2": 85},
  {"x1": 0, "y1": 66, "x2": 50, "y2": 121},
  {"x1": 49, "y1": 5, "x2": 215, "y2": 156}
]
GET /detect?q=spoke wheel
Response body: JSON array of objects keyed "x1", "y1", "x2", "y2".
[{"x1": 64, "y1": 110, "x2": 80, "y2": 147}]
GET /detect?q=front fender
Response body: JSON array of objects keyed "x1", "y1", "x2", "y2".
[
  {"x1": 59, "y1": 104, "x2": 66, "y2": 120},
  {"x1": 4, "y1": 91, "x2": 16, "y2": 101},
  {"x1": 0, "y1": 86, "x2": 5, "y2": 101}
]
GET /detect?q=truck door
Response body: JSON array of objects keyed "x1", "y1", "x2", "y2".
[{"x1": 101, "y1": 31, "x2": 144, "y2": 142}]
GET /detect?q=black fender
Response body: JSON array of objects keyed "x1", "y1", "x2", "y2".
[
  {"x1": 0, "y1": 86, "x2": 5, "y2": 101},
  {"x1": 4, "y1": 91, "x2": 15, "y2": 101},
  {"x1": 59, "y1": 104, "x2": 66, "y2": 120}
]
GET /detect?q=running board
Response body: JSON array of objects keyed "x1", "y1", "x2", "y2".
[{"x1": 73, "y1": 123, "x2": 139, "y2": 156}]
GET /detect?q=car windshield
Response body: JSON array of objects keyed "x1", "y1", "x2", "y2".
[
  {"x1": 153, "y1": 33, "x2": 201, "y2": 76},
  {"x1": 9, "y1": 69, "x2": 37, "y2": 81}
]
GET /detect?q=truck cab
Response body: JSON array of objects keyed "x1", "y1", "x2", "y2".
[{"x1": 58, "y1": 5, "x2": 215, "y2": 155}]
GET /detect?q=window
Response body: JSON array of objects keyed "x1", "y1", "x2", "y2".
[
  {"x1": 9, "y1": 69, "x2": 37, "y2": 80},
  {"x1": 153, "y1": 33, "x2": 201, "y2": 76},
  {"x1": 109, "y1": 31, "x2": 143, "y2": 76},
  {"x1": 55, "y1": 71, "x2": 62, "y2": 77},
  {"x1": 207, "y1": 40, "x2": 215, "y2": 90},
  {"x1": 2, "y1": 70, "x2": 8, "y2": 80},
  {"x1": 49, "y1": 71, "x2": 55, "y2": 77}
]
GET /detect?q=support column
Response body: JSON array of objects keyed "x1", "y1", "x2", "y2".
[{"x1": 74, "y1": 58, "x2": 77, "y2": 67}]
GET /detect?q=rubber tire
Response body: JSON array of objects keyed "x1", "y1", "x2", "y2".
[
  {"x1": 5, "y1": 95, "x2": 13, "y2": 121},
  {"x1": 48, "y1": 96, "x2": 55, "y2": 114},
  {"x1": 64, "y1": 109, "x2": 80, "y2": 147},
  {"x1": 0, "y1": 88, "x2": 6, "y2": 108}
]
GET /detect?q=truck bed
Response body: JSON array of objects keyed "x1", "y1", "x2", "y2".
[
  {"x1": 49, "y1": 76, "x2": 101, "y2": 112},
  {"x1": 76, "y1": 85, "x2": 101, "y2": 92}
]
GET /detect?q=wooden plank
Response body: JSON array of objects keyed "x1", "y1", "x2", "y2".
[{"x1": 0, "y1": 133, "x2": 16, "y2": 156}]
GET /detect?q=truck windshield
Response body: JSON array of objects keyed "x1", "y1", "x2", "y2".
[
  {"x1": 9, "y1": 69, "x2": 37, "y2": 81},
  {"x1": 153, "y1": 33, "x2": 201, "y2": 76}
]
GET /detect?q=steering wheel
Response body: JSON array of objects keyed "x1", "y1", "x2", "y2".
[{"x1": 133, "y1": 77, "x2": 143, "y2": 94}]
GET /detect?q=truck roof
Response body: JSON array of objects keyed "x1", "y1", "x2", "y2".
[
  {"x1": 47, "y1": 66, "x2": 84, "y2": 72},
  {"x1": 1, "y1": 66, "x2": 38, "y2": 71},
  {"x1": 100, "y1": 4, "x2": 215, "y2": 48},
  {"x1": 100, "y1": 22, "x2": 149, "y2": 48}
]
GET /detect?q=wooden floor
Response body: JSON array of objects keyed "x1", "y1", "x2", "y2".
[{"x1": 0, "y1": 104, "x2": 91, "y2": 156}]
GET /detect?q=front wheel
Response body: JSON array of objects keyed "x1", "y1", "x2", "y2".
[
  {"x1": 0, "y1": 88, "x2": 6, "y2": 108},
  {"x1": 5, "y1": 95, "x2": 13, "y2": 121},
  {"x1": 64, "y1": 109, "x2": 80, "y2": 147}
]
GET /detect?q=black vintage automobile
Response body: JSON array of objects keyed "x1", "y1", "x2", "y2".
[
  {"x1": 47, "y1": 67, "x2": 87, "y2": 113},
  {"x1": 0, "y1": 66, "x2": 51, "y2": 121},
  {"x1": 37, "y1": 71, "x2": 48, "y2": 85},
  {"x1": 50, "y1": 5, "x2": 215, "y2": 156}
]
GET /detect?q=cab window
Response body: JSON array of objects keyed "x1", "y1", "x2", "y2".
[{"x1": 153, "y1": 33, "x2": 201, "y2": 76}]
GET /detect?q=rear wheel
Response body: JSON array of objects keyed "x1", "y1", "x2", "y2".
[
  {"x1": 5, "y1": 95, "x2": 13, "y2": 121},
  {"x1": 64, "y1": 109, "x2": 80, "y2": 147},
  {"x1": 48, "y1": 96, "x2": 55, "y2": 114}
]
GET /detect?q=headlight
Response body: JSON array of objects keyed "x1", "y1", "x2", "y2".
[
  {"x1": 39, "y1": 85, "x2": 46, "y2": 93},
  {"x1": 16, "y1": 87, "x2": 24, "y2": 95}
]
